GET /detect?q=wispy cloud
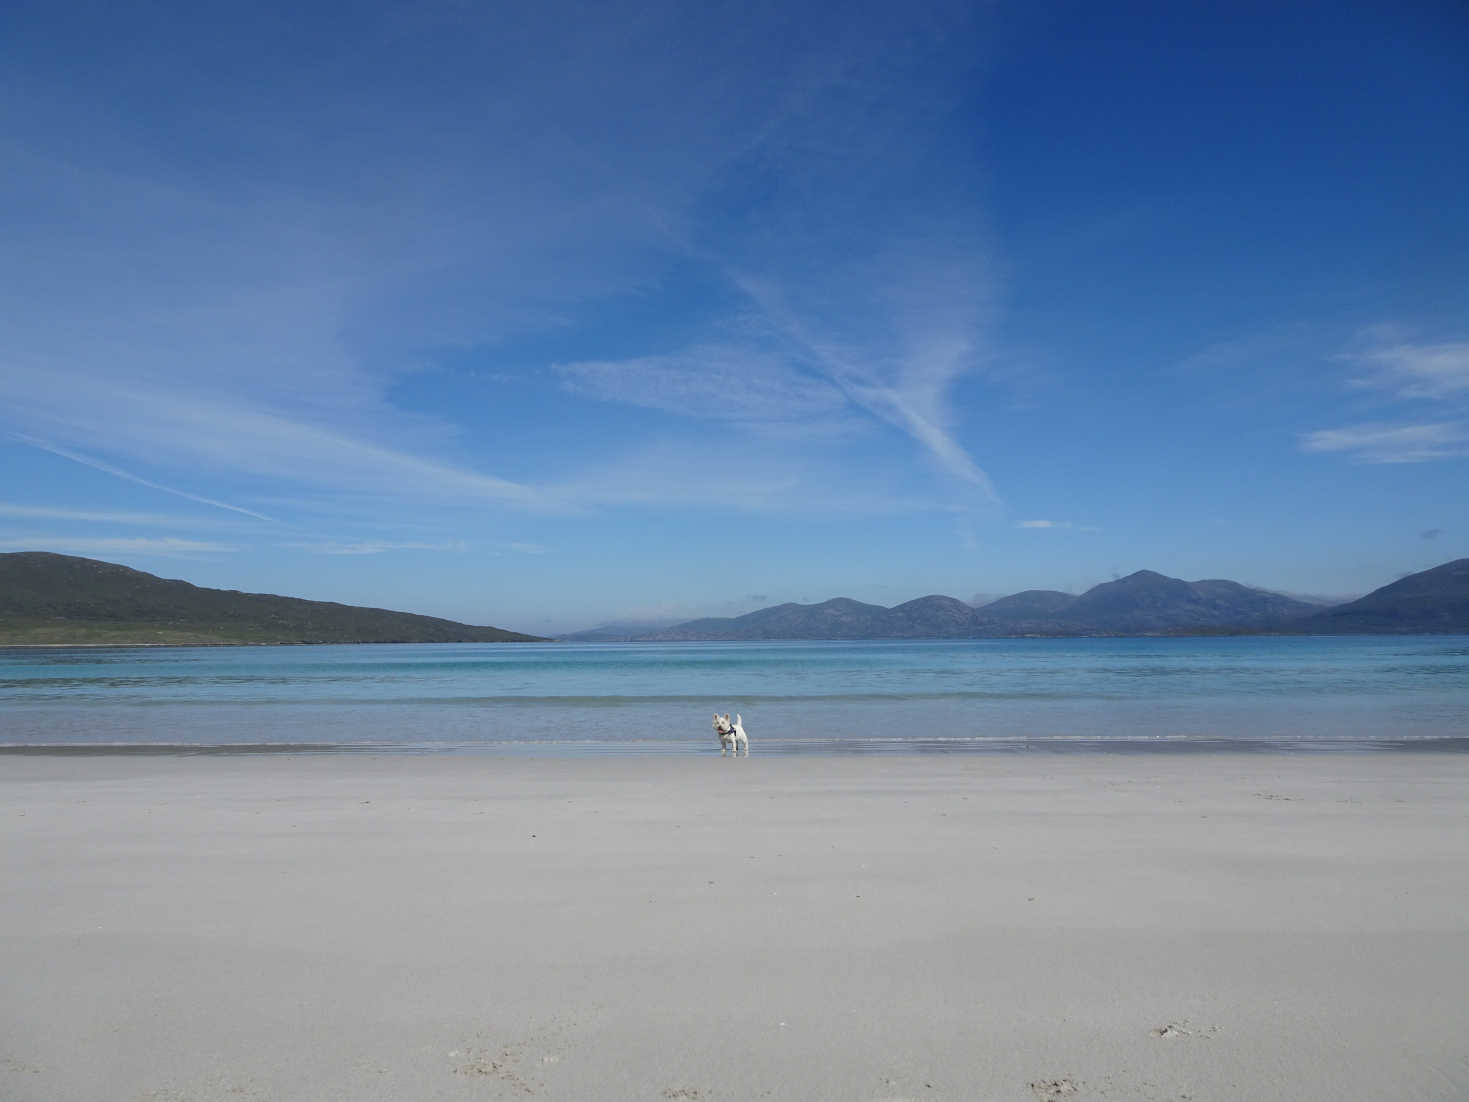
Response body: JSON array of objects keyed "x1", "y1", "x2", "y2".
[
  {"x1": 4, "y1": 383, "x2": 543, "y2": 510},
  {"x1": 729, "y1": 271, "x2": 1002, "y2": 503},
  {"x1": 1347, "y1": 340, "x2": 1469, "y2": 399},
  {"x1": 1300, "y1": 421, "x2": 1469, "y2": 463},
  {"x1": 1303, "y1": 332, "x2": 1469, "y2": 465},
  {"x1": 12, "y1": 435, "x2": 277, "y2": 521},
  {"x1": 0, "y1": 536, "x2": 236, "y2": 555},
  {"x1": 1015, "y1": 520, "x2": 1102, "y2": 532},
  {"x1": 555, "y1": 346, "x2": 845, "y2": 423}
]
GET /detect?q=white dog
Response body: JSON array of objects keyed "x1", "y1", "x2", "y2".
[{"x1": 712, "y1": 712, "x2": 749, "y2": 755}]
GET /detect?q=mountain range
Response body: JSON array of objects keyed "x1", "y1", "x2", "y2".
[
  {"x1": 0, "y1": 552, "x2": 545, "y2": 645},
  {"x1": 3, "y1": 552, "x2": 1466, "y2": 646},
  {"x1": 568, "y1": 558, "x2": 1469, "y2": 640}
]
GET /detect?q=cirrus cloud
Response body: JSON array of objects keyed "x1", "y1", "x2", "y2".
[
  {"x1": 1347, "y1": 340, "x2": 1469, "y2": 399},
  {"x1": 1300, "y1": 420, "x2": 1469, "y2": 464},
  {"x1": 555, "y1": 345, "x2": 847, "y2": 423}
]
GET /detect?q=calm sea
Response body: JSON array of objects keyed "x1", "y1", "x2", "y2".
[{"x1": 2, "y1": 637, "x2": 1467, "y2": 754}]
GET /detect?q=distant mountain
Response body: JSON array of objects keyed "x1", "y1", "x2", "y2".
[
  {"x1": 884, "y1": 595, "x2": 984, "y2": 637},
  {"x1": 639, "y1": 570, "x2": 1325, "y2": 640},
  {"x1": 1281, "y1": 558, "x2": 1469, "y2": 634},
  {"x1": 1055, "y1": 572, "x2": 1317, "y2": 633},
  {"x1": 648, "y1": 598, "x2": 893, "y2": 641},
  {"x1": 0, "y1": 552, "x2": 546, "y2": 645},
  {"x1": 977, "y1": 589, "x2": 1077, "y2": 619}
]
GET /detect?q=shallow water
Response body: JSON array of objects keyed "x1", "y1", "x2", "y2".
[{"x1": 2, "y1": 636, "x2": 1467, "y2": 754}]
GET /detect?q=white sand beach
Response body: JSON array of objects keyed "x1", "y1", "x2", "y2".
[{"x1": 3, "y1": 752, "x2": 1467, "y2": 1102}]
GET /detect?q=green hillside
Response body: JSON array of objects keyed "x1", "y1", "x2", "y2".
[{"x1": 0, "y1": 552, "x2": 546, "y2": 645}]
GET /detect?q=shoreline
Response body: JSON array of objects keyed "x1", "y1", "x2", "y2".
[
  {"x1": 5, "y1": 734, "x2": 1469, "y2": 756},
  {"x1": 6, "y1": 629, "x2": 1469, "y2": 648},
  {"x1": 4, "y1": 752, "x2": 1466, "y2": 1101}
]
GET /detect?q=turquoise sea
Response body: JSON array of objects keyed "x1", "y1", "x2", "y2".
[{"x1": 2, "y1": 636, "x2": 1468, "y2": 754}]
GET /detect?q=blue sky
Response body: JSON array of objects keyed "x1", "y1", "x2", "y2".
[{"x1": 2, "y1": 0, "x2": 1465, "y2": 634}]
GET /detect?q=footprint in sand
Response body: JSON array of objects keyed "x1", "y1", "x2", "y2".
[
  {"x1": 1030, "y1": 1077, "x2": 1080, "y2": 1101},
  {"x1": 450, "y1": 1012, "x2": 584, "y2": 1094},
  {"x1": 449, "y1": 1041, "x2": 538, "y2": 1094},
  {"x1": 1151, "y1": 1020, "x2": 1218, "y2": 1039}
]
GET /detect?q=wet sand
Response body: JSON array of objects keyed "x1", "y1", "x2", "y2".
[{"x1": 3, "y1": 752, "x2": 1467, "y2": 1101}]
